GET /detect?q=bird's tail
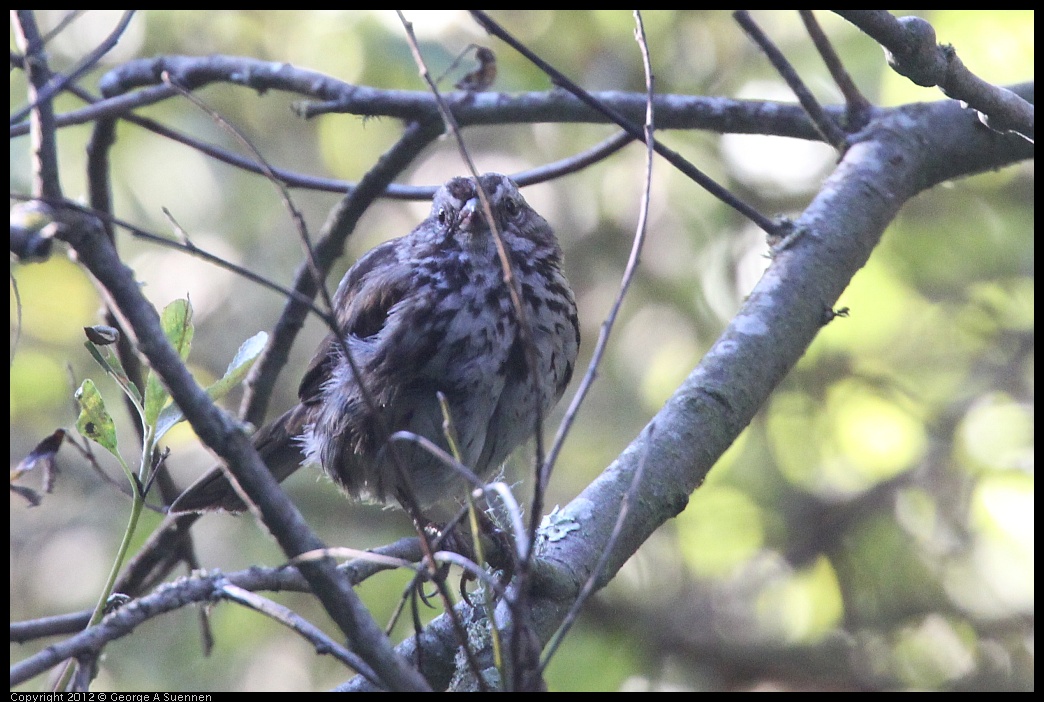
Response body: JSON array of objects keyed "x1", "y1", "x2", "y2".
[{"x1": 167, "y1": 405, "x2": 309, "y2": 514}]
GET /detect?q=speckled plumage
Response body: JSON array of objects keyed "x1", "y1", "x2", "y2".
[{"x1": 171, "y1": 173, "x2": 579, "y2": 513}]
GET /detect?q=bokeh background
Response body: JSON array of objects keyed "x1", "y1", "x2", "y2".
[{"x1": 11, "y1": 10, "x2": 1033, "y2": 691}]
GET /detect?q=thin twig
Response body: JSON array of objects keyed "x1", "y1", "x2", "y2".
[
  {"x1": 10, "y1": 10, "x2": 137, "y2": 125},
  {"x1": 542, "y1": 11, "x2": 657, "y2": 484},
  {"x1": 434, "y1": 43, "x2": 487, "y2": 87},
  {"x1": 12, "y1": 11, "x2": 62, "y2": 199},
  {"x1": 484, "y1": 482, "x2": 529, "y2": 563},
  {"x1": 219, "y1": 582, "x2": 382, "y2": 685},
  {"x1": 37, "y1": 10, "x2": 86, "y2": 45},
  {"x1": 388, "y1": 431, "x2": 487, "y2": 492},
  {"x1": 14, "y1": 81, "x2": 633, "y2": 198},
  {"x1": 431, "y1": 552, "x2": 508, "y2": 596},
  {"x1": 469, "y1": 10, "x2": 783, "y2": 238},
  {"x1": 8, "y1": 193, "x2": 332, "y2": 324},
  {"x1": 513, "y1": 130, "x2": 635, "y2": 185},
  {"x1": 734, "y1": 10, "x2": 849, "y2": 151},
  {"x1": 10, "y1": 82, "x2": 181, "y2": 137},
  {"x1": 799, "y1": 10, "x2": 873, "y2": 132},
  {"x1": 158, "y1": 73, "x2": 318, "y2": 317},
  {"x1": 10, "y1": 273, "x2": 23, "y2": 360}
]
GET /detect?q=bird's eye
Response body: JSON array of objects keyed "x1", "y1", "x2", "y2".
[
  {"x1": 503, "y1": 197, "x2": 520, "y2": 218},
  {"x1": 437, "y1": 207, "x2": 449, "y2": 226}
]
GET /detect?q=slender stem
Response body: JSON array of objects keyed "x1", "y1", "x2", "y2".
[{"x1": 54, "y1": 479, "x2": 144, "y2": 691}]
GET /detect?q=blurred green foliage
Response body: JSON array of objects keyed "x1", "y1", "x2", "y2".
[{"x1": 11, "y1": 10, "x2": 1032, "y2": 692}]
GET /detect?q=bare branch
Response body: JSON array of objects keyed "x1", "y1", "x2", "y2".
[
  {"x1": 10, "y1": 10, "x2": 136, "y2": 125},
  {"x1": 469, "y1": 10, "x2": 784, "y2": 237},
  {"x1": 799, "y1": 10, "x2": 873, "y2": 131},
  {"x1": 734, "y1": 10, "x2": 849, "y2": 150},
  {"x1": 11, "y1": 11, "x2": 62, "y2": 199},
  {"x1": 836, "y1": 10, "x2": 1033, "y2": 140}
]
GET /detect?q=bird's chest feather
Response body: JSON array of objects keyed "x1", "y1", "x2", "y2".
[{"x1": 422, "y1": 250, "x2": 521, "y2": 391}]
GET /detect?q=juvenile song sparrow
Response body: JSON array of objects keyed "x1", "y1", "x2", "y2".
[{"x1": 170, "y1": 173, "x2": 580, "y2": 514}]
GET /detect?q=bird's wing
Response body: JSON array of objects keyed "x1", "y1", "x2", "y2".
[{"x1": 297, "y1": 239, "x2": 416, "y2": 407}]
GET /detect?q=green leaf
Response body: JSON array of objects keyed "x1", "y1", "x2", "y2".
[
  {"x1": 154, "y1": 331, "x2": 268, "y2": 441},
  {"x1": 209, "y1": 331, "x2": 268, "y2": 400},
  {"x1": 84, "y1": 340, "x2": 143, "y2": 408},
  {"x1": 162, "y1": 298, "x2": 195, "y2": 360},
  {"x1": 145, "y1": 298, "x2": 195, "y2": 428},
  {"x1": 75, "y1": 379, "x2": 122, "y2": 460}
]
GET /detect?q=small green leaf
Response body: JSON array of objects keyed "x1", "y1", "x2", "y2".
[
  {"x1": 84, "y1": 341, "x2": 144, "y2": 408},
  {"x1": 153, "y1": 331, "x2": 268, "y2": 441},
  {"x1": 162, "y1": 298, "x2": 195, "y2": 361},
  {"x1": 145, "y1": 298, "x2": 195, "y2": 427},
  {"x1": 75, "y1": 379, "x2": 121, "y2": 460},
  {"x1": 208, "y1": 331, "x2": 268, "y2": 401},
  {"x1": 143, "y1": 375, "x2": 168, "y2": 430}
]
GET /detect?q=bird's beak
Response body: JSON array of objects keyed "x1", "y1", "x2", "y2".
[{"x1": 459, "y1": 197, "x2": 482, "y2": 232}]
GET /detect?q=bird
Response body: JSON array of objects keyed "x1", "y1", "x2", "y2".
[
  {"x1": 169, "y1": 173, "x2": 580, "y2": 515},
  {"x1": 455, "y1": 46, "x2": 497, "y2": 92}
]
